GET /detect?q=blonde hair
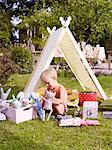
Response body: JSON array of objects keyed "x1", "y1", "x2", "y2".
[{"x1": 41, "y1": 67, "x2": 57, "y2": 82}]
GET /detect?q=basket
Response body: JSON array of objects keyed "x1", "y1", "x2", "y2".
[{"x1": 3, "y1": 106, "x2": 37, "y2": 124}]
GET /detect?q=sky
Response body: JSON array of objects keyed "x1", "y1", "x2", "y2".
[{"x1": 11, "y1": 16, "x2": 22, "y2": 26}]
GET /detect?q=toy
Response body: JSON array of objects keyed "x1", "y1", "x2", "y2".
[
  {"x1": 0, "y1": 99, "x2": 10, "y2": 108},
  {"x1": 30, "y1": 92, "x2": 45, "y2": 121},
  {"x1": 43, "y1": 90, "x2": 55, "y2": 121},
  {"x1": 0, "y1": 87, "x2": 11, "y2": 101},
  {"x1": 0, "y1": 107, "x2": 7, "y2": 121},
  {"x1": 16, "y1": 91, "x2": 24, "y2": 101},
  {"x1": 21, "y1": 98, "x2": 32, "y2": 107},
  {"x1": 0, "y1": 112, "x2": 6, "y2": 121},
  {"x1": 11, "y1": 95, "x2": 23, "y2": 109},
  {"x1": 15, "y1": 91, "x2": 32, "y2": 107},
  {"x1": 0, "y1": 91, "x2": 31, "y2": 109},
  {"x1": 59, "y1": 117, "x2": 81, "y2": 127},
  {"x1": 0, "y1": 87, "x2": 11, "y2": 107},
  {"x1": 9, "y1": 91, "x2": 31, "y2": 109},
  {"x1": 56, "y1": 115, "x2": 73, "y2": 122},
  {"x1": 58, "y1": 117, "x2": 100, "y2": 127},
  {"x1": 80, "y1": 119, "x2": 100, "y2": 126}
]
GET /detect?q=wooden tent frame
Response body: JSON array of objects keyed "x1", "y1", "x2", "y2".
[{"x1": 24, "y1": 21, "x2": 107, "y2": 100}]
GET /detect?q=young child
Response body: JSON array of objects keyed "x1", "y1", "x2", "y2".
[{"x1": 40, "y1": 67, "x2": 68, "y2": 115}]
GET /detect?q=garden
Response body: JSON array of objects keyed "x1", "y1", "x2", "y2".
[
  {"x1": 0, "y1": 0, "x2": 112, "y2": 150},
  {"x1": 0, "y1": 73, "x2": 112, "y2": 150}
]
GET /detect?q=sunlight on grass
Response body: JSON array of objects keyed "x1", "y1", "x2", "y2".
[
  {"x1": 5, "y1": 73, "x2": 112, "y2": 97},
  {"x1": 1, "y1": 73, "x2": 112, "y2": 150},
  {"x1": 97, "y1": 76, "x2": 112, "y2": 97},
  {"x1": 0, "y1": 113, "x2": 112, "y2": 150}
]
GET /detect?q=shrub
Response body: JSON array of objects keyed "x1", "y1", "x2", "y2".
[
  {"x1": 9, "y1": 45, "x2": 33, "y2": 73},
  {"x1": 0, "y1": 48, "x2": 20, "y2": 85}
]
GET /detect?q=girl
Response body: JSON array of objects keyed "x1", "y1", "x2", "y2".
[{"x1": 40, "y1": 68, "x2": 67, "y2": 115}]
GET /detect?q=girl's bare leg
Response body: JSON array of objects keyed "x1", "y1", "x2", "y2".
[{"x1": 54, "y1": 104, "x2": 65, "y2": 115}]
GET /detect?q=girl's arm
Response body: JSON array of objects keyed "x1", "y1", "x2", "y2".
[{"x1": 53, "y1": 85, "x2": 67, "y2": 104}]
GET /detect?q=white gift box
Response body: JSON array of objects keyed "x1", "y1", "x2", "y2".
[
  {"x1": 3, "y1": 105, "x2": 37, "y2": 124},
  {"x1": 83, "y1": 101, "x2": 98, "y2": 119}
]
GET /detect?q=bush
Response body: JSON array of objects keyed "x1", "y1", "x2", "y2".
[
  {"x1": 9, "y1": 45, "x2": 33, "y2": 73},
  {"x1": 0, "y1": 48, "x2": 20, "y2": 85}
]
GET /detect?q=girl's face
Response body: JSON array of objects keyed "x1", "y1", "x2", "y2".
[{"x1": 44, "y1": 77, "x2": 56, "y2": 90}]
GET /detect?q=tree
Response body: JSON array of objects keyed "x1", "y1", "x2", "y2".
[
  {"x1": 1, "y1": 0, "x2": 112, "y2": 49},
  {"x1": 0, "y1": 12, "x2": 12, "y2": 47},
  {"x1": 0, "y1": 0, "x2": 36, "y2": 47},
  {"x1": 17, "y1": 0, "x2": 112, "y2": 49},
  {"x1": 51, "y1": 0, "x2": 112, "y2": 45}
]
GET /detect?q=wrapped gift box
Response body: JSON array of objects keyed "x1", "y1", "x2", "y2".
[
  {"x1": 79, "y1": 92, "x2": 97, "y2": 106},
  {"x1": 103, "y1": 111, "x2": 112, "y2": 119},
  {"x1": 3, "y1": 106, "x2": 37, "y2": 124},
  {"x1": 83, "y1": 101, "x2": 98, "y2": 119}
]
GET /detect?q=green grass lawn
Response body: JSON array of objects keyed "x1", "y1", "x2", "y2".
[{"x1": 1, "y1": 73, "x2": 112, "y2": 150}]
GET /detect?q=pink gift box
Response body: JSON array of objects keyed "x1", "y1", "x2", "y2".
[{"x1": 3, "y1": 106, "x2": 37, "y2": 124}]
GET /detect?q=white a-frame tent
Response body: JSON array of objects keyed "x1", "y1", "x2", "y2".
[{"x1": 24, "y1": 17, "x2": 107, "y2": 100}]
